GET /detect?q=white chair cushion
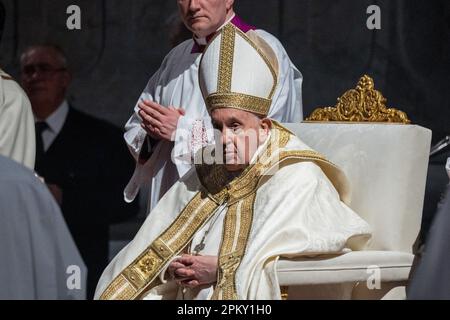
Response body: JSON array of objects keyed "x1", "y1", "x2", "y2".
[{"x1": 277, "y1": 251, "x2": 413, "y2": 286}]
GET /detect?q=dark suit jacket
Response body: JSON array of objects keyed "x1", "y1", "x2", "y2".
[{"x1": 35, "y1": 107, "x2": 138, "y2": 297}]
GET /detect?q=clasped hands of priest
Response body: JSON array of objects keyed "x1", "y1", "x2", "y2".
[
  {"x1": 166, "y1": 255, "x2": 218, "y2": 289},
  {"x1": 138, "y1": 100, "x2": 186, "y2": 142}
]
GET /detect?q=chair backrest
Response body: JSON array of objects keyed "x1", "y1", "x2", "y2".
[{"x1": 284, "y1": 76, "x2": 431, "y2": 253}]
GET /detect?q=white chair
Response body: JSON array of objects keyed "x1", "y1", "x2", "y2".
[{"x1": 278, "y1": 75, "x2": 432, "y2": 299}]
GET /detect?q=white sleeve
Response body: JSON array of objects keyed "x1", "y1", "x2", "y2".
[
  {"x1": 0, "y1": 172, "x2": 87, "y2": 300},
  {"x1": 0, "y1": 77, "x2": 36, "y2": 169},
  {"x1": 256, "y1": 30, "x2": 303, "y2": 122}
]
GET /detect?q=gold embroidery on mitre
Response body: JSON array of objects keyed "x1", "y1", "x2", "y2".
[
  {"x1": 306, "y1": 75, "x2": 411, "y2": 123},
  {"x1": 200, "y1": 23, "x2": 278, "y2": 117},
  {"x1": 206, "y1": 93, "x2": 272, "y2": 117},
  {"x1": 217, "y1": 24, "x2": 235, "y2": 93}
]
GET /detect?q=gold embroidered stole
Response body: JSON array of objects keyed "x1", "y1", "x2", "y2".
[
  {"x1": 99, "y1": 191, "x2": 222, "y2": 300},
  {"x1": 100, "y1": 123, "x2": 346, "y2": 300}
]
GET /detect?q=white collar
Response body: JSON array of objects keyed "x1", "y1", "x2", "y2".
[{"x1": 36, "y1": 100, "x2": 69, "y2": 135}]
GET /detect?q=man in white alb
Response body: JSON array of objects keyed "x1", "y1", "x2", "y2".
[{"x1": 124, "y1": 0, "x2": 303, "y2": 211}]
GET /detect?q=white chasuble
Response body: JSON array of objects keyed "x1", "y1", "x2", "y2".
[{"x1": 95, "y1": 123, "x2": 371, "y2": 300}]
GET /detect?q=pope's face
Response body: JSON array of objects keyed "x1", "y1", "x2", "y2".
[
  {"x1": 177, "y1": 0, "x2": 234, "y2": 38},
  {"x1": 211, "y1": 108, "x2": 271, "y2": 172}
]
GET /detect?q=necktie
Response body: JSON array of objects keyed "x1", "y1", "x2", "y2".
[{"x1": 35, "y1": 121, "x2": 48, "y2": 169}]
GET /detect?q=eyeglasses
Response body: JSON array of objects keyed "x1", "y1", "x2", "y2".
[{"x1": 21, "y1": 63, "x2": 67, "y2": 78}]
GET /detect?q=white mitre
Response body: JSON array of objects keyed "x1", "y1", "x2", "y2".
[{"x1": 198, "y1": 23, "x2": 279, "y2": 117}]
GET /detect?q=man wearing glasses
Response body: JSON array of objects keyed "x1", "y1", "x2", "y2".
[{"x1": 20, "y1": 45, "x2": 71, "y2": 173}]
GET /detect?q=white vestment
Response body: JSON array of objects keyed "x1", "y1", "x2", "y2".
[
  {"x1": 0, "y1": 68, "x2": 35, "y2": 169},
  {"x1": 0, "y1": 155, "x2": 86, "y2": 300},
  {"x1": 95, "y1": 125, "x2": 371, "y2": 300},
  {"x1": 123, "y1": 20, "x2": 303, "y2": 211}
]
